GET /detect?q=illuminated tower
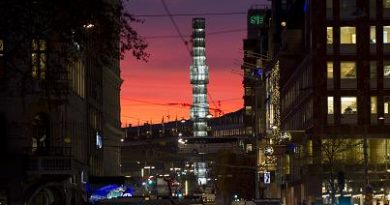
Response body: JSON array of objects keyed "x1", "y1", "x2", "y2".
[{"x1": 190, "y1": 18, "x2": 209, "y2": 137}]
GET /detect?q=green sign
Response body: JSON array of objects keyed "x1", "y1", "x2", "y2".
[{"x1": 250, "y1": 15, "x2": 264, "y2": 25}]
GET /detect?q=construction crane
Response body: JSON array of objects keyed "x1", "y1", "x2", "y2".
[{"x1": 166, "y1": 102, "x2": 224, "y2": 117}]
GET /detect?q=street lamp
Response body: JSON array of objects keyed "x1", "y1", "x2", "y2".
[{"x1": 206, "y1": 113, "x2": 213, "y2": 119}]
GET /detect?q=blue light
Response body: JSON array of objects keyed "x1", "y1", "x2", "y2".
[
  {"x1": 304, "y1": 0, "x2": 309, "y2": 13},
  {"x1": 90, "y1": 184, "x2": 135, "y2": 202}
]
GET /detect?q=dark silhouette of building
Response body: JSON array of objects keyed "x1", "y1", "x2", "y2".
[
  {"x1": 242, "y1": 5, "x2": 271, "y2": 138},
  {"x1": 0, "y1": 1, "x2": 122, "y2": 204}
]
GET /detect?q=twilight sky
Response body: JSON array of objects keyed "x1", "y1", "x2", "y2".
[{"x1": 120, "y1": 0, "x2": 269, "y2": 126}]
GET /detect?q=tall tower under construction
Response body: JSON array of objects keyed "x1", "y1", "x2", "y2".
[{"x1": 190, "y1": 18, "x2": 209, "y2": 137}]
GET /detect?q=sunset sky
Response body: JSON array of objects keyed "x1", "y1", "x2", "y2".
[{"x1": 120, "y1": 0, "x2": 269, "y2": 126}]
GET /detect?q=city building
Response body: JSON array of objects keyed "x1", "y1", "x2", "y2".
[
  {"x1": 190, "y1": 18, "x2": 210, "y2": 137},
  {"x1": 0, "y1": 1, "x2": 122, "y2": 204},
  {"x1": 121, "y1": 110, "x2": 251, "y2": 201},
  {"x1": 274, "y1": 0, "x2": 390, "y2": 205},
  {"x1": 242, "y1": 5, "x2": 271, "y2": 138}
]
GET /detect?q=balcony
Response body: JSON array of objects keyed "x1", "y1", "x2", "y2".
[{"x1": 25, "y1": 147, "x2": 73, "y2": 175}]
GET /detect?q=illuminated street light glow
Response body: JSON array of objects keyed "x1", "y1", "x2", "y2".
[{"x1": 83, "y1": 23, "x2": 95, "y2": 29}]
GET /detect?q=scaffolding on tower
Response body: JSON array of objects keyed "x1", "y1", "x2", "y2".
[{"x1": 190, "y1": 18, "x2": 209, "y2": 137}]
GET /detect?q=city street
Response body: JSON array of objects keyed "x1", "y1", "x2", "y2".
[{"x1": 1, "y1": 0, "x2": 390, "y2": 205}]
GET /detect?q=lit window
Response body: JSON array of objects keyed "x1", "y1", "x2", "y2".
[
  {"x1": 70, "y1": 59, "x2": 86, "y2": 98},
  {"x1": 327, "y1": 27, "x2": 333, "y2": 44},
  {"x1": 384, "y1": 26, "x2": 390, "y2": 43},
  {"x1": 370, "y1": 26, "x2": 376, "y2": 44},
  {"x1": 31, "y1": 39, "x2": 47, "y2": 80},
  {"x1": 327, "y1": 62, "x2": 333, "y2": 79},
  {"x1": 340, "y1": 62, "x2": 357, "y2": 79},
  {"x1": 341, "y1": 97, "x2": 357, "y2": 114},
  {"x1": 245, "y1": 126, "x2": 253, "y2": 135},
  {"x1": 371, "y1": 96, "x2": 377, "y2": 114},
  {"x1": 384, "y1": 61, "x2": 390, "y2": 78},
  {"x1": 384, "y1": 0, "x2": 390, "y2": 8},
  {"x1": 246, "y1": 144, "x2": 253, "y2": 152},
  {"x1": 245, "y1": 106, "x2": 253, "y2": 115},
  {"x1": 340, "y1": 27, "x2": 356, "y2": 44},
  {"x1": 385, "y1": 96, "x2": 390, "y2": 114},
  {"x1": 327, "y1": 96, "x2": 334, "y2": 114}
]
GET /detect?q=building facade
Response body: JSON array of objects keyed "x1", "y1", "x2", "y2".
[
  {"x1": 242, "y1": 6, "x2": 271, "y2": 139},
  {"x1": 0, "y1": 1, "x2": 122, "y2": 204},
  {"x1": 276, "y1": 0, "x2": 390, "y2": 205}
]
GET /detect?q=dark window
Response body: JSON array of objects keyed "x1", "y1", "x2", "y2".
[
  {"x1": 32, "y1": 113, "x2": 50, "y2": 153},
  {"x1": 0, "y1": 39, "x2": 4, "y2": 78}
]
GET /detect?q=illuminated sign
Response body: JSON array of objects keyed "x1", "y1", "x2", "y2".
[
  {"x1": 90, "y1": 184, "x2": 134, "y2": 202},
  {"x1": 250, "y1": 15, "x2": 264, "y2": 25},
  {"x1": 264, "y1": 172, "x2": 271, "y2": 184}
]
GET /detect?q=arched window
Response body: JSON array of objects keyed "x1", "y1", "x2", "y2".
[{"x1": 32, "y1": 113, "x2": 50, "y2": 153}]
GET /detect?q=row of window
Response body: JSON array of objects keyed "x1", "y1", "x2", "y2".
[
  {"x1": 212, "y1": 128, "x2": 245, "y2": 137},
  {"x1": 0, "y1": 39, "x2": 47, "y2": 80},
  {"x1": 2, "y1": 39, "x2": 86, "y2": 97},
  {"x1": 327, "y1": 26, "x2": 390, "y2": 45},
  {"x1": 327, "y1": 61, "x2": 390, "y2": 79},
  {"x1": 327, "y1": 96, "x2": 390, "y2": 115},
  {"x1": 327, "y1": 0, "x2": 390, "y2": 19}
]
